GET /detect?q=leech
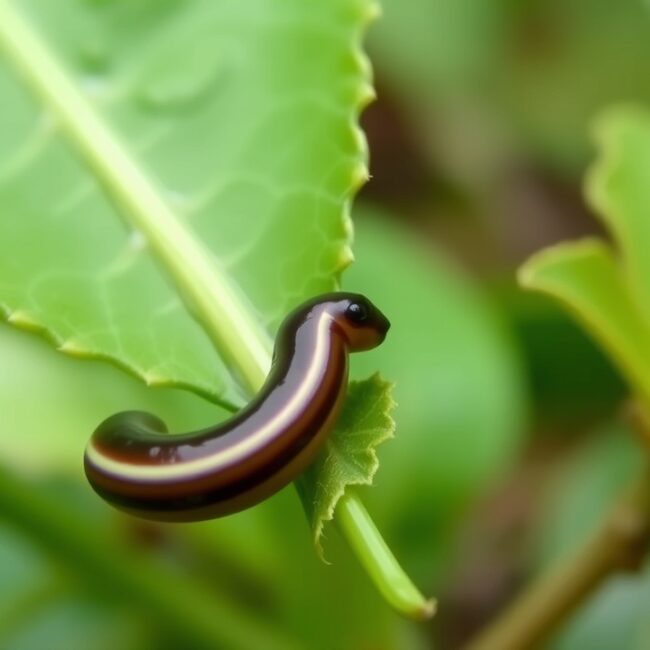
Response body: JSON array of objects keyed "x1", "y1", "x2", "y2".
[{"x1": 84, "y1": 293, "x2": 390, "y2": 521}]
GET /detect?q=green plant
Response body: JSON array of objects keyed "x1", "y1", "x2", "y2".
[
  {"x1": 16, "y1": 0, "x2": 650, "y2": 648},
  {"x1": 467, "y1": 107, "x2": 650, "y2": 650},
  {"x1": 0, "y1": 0, "x2": 527, "y2": 644}
]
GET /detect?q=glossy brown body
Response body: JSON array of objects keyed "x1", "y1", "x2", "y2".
[{"x1": 84, "y1": 293, "x2": 390, "y2": 521}]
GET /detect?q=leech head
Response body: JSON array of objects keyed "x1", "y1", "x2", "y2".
[{"x1": 326, "y1": 292, "x2": 390, "y2": 352}]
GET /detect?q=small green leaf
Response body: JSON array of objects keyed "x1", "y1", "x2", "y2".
[
  {"x1": 297, "y1": 374, "x2": 395, "y2": 559},
  {"x1": 519, "y1": 239, "x2": 650, "y2": 410}
]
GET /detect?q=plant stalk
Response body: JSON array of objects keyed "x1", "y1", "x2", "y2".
[
  {"x1": 337, "y1": 490, "x2": 436, "y2": 621},
  {"x1": 466, "y1": 425, "x2": 650, "y2": 650}
]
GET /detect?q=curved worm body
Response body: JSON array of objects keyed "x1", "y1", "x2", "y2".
[{"x1": 84, "y1": 293, "x2": 390, "y2": 522}]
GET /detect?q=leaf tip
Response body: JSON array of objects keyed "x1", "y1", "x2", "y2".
[
  {"x1": 517, "y1": 238, "x2": 610, "y2": 293},
  {"x1": 356, "y1": 82, "x2": 376, "y2": 112},
  {"x1": 361, "y1": 0, "x2": 382, "y2": 25},
  {"x1": 57, "y1": 338, "x2": 89, "y2": 357},
  {"x1": 312, "y1": 525, "x2": 330, "y2": 564},
  {"x1": 143, "y1": 369, "x2": 170, "y2": 387},
  {"x1": 420, "y1": 598, "x2": 437, "y2": 621},
  {"x1": 349, "y1": 162, "x2": 370, "y2": 193}
]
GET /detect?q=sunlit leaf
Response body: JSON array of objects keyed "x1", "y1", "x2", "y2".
[{"x1": 0, "y1": 0, "x2": 374, "y2": 408}]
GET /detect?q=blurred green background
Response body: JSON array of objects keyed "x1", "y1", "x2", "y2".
[{"x1": 1, "y1": 0, "x2": 649, "y2": 648}]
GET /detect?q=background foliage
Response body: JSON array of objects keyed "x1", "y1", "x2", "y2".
[{"x1": 0, "y1": 0, "x2": 649, "y2": 648}]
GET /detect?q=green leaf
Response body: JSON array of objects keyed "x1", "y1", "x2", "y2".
[
  {"x1": 586, "y1": 106, "x2": 650, "y2": 322},
  {"x1": 0, "y1": 0, "x2": 374, "y2": 406},
  {"x1": 504, "y1": 290, "x2": 626, "y2": 425},
  {"x1": 519, "y1": 240, "x2": 650, "y2": 410},
  {"x1": 0, "y1": 2, "x2": 429, "y2": 619},
  {"x1": 520, "y1": 106, "x2": 650, "y2": 410},
  {"x1": 297, "y1": 374, "x2": 395, "y2": 559}
]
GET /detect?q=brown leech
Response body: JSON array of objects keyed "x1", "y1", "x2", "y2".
[{"x1": 84, "y1": 293, "x2": 390, "y2": 521}]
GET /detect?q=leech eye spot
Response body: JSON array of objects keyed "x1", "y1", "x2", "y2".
[{"x1": 345, "y1": 302, "x2": 368, "y2": 323}]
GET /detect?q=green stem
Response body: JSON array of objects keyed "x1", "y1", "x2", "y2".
[
  {"x1": 337, "y1": 490, "x2": 436, "y2": 621},
  {"x1": 0, "y1": 0, "x2": 425, "y2": 620},
  {"x1": 466, "y1": 423, "x2": 650, "y2": 650},
  {"x1": 0, "y1": 465, "x2": 300, "y2": 650}
]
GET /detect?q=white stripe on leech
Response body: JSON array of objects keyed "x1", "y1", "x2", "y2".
[{"x1": 86, "y1": 312, "x2": 333, "y2": 482}]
